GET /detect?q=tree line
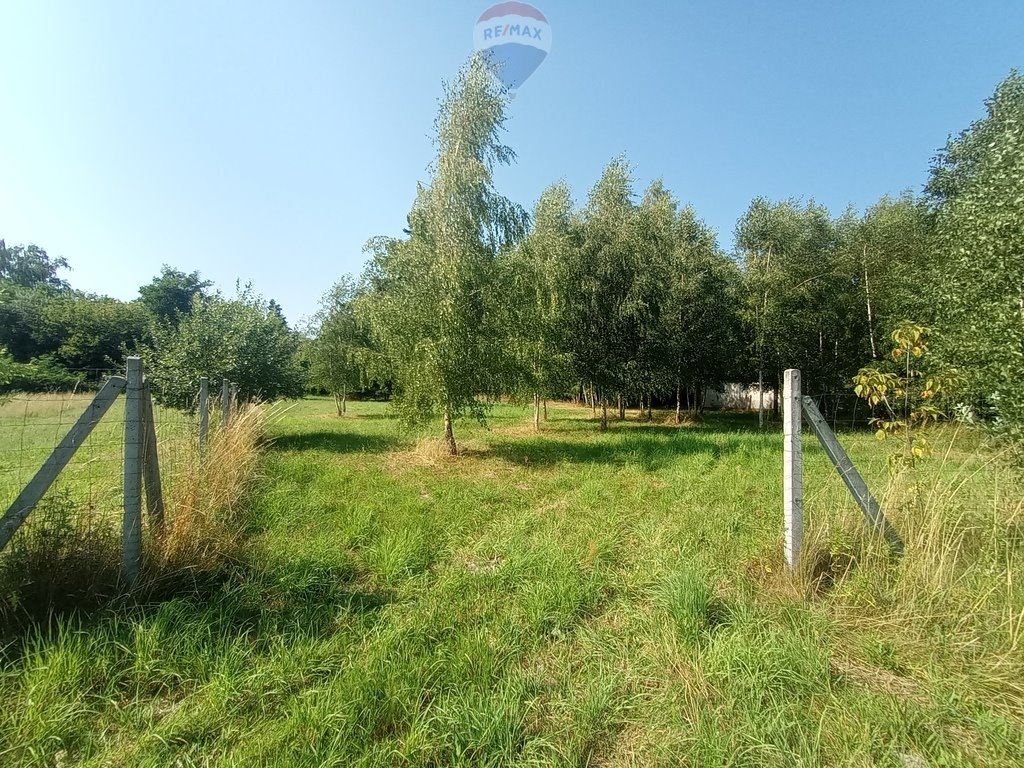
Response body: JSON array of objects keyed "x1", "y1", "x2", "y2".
[
  {"x1": 0, "y1": 252, "x2": 304, "y2": 406},
  {"x1": 4, "y1": 59, "x2": 1021, "y2": 455},
  {"x1": 308, "y1": 59, "x2": 1023, "y2": 454}
]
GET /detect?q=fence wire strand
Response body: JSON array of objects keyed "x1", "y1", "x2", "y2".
[{"x1": 0, "y1": 371, "x2": 214, "y2": 562}]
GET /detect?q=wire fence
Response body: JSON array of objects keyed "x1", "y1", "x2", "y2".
[{"x1": 0, "y1": 363, "x2": 235, "y2": 586}]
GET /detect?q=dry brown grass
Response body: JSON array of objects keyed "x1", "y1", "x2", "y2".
[
  {"x1": 149, "y1": 403, "x2": 266, "y2": 574},
  {"x1": 0, "y1": 402, "x2": 267, "y2": 630},
  {"x1": 797, "y1": 427, "x2": 1024, "y2": 721}
]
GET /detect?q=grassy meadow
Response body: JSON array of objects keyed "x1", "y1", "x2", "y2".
[
  {"x1": 0, "y1": 396, "x2": 1021, "y2": 766},
  {"x1": 0, "y1": 392, "x2": 199, "y2": 523}
]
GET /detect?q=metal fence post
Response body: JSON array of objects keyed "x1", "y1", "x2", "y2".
[
  {"x1": 221, "y1": 378, "x2": 230, "y2": 428},
  {"x1": 783, "y1": 369, "x2": 803, "y2": 569},
  {"x1": 123, "y1": 356, "x2": 143, "y2": 582},
  {"x1": 198, "y1": 376, "x2": 209, "y2": 453},
  {"x1": 801, "y1": 395, "x2": 904, "y2": 554},
  {"x1": 141, "y1": 380, "x2": 164, "y2": 530}
]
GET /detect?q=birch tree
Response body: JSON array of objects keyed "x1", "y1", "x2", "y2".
[
  {"x1": 359, "y1": 56, "x2": 526, "y2": 454},
  {"x1": 502, "y1": 182, "x2": 577, "y2": 428},
  {"x1": 563, "y1": 159, "x2": 637, "y2": 430},
  {"x1": 662, "y1": 206, "x2": 743, "y2": 420}
]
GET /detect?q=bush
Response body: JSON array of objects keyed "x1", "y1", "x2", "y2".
[
  {"x1": 5, "y1": 355, "x2": 83, "y2": 392},
  {"x1": 148, "y1": 288, "x2": 305, "y2": 409}
]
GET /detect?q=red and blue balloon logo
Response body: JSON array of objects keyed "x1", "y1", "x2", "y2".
[{"x1": 473, "y1": 3, "x2": 550, "y2": 96}]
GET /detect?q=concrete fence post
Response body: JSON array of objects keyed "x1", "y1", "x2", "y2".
[
  {"x1": 198, "y1": 376, "x2": 209, "y2": 453},
  {"x1": 123, "y1": 356, "x2": 144, "y2": 582},
  {"x1": 783, "y1": 369, "x2": 803, "y2": 569}
]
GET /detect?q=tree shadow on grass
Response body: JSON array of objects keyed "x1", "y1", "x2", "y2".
[
  {"x1": 269, "y1": 431, "x2": 400, "y2": 454},
  {"x1": 488, "y1": 428, "x2": 748, "y2": 471},
  {"x1": 545, "y1": 410, "x2": 770, "y2": 435},
  {"x1": 0, "y1": 552, "x2": 391, "y2": 663}
]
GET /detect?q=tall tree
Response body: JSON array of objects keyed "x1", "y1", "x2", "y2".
[
  {"x1": 624, "y1": 180, "x2": 676, "y2": 418},
  {"x1": 359, "y1": 55, "x2": 527, "y2": 454},
  {"x1": 927, "y1": 71, "x2": 1024, "y2": 442},
  {"x1": 737, "y1": 198, "x2": 854, "y2": 411},
  {"x1": 0, "y1": 240, "x2": 70, "y2": 289},
  {"x1": 138, "y1": 266, "x2": 212, "y2": 326},
  {"x1": 835, "y1": 195, "x2": 933, "y2": 360},
  {"x1": 662, "y1": 206, "x2": 743, "y2": 419},
  {"x1": 563, "y1": 158, "x2": 638, "y2": 430},
  {"x1": 502, "y1": 182, "x2": 577, "y2": 428}
]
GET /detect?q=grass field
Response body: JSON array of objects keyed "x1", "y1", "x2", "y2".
[
  {"x1": 0, "y1": 396, "x2": 1021, "y2": 766},
  {"x1": 0, "y1": 392, "x2": 198, "y2": 528}
]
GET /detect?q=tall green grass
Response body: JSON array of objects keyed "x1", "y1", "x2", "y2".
[{"x1": 0, "y1": 398, "x2": 1020, "y2": 766}]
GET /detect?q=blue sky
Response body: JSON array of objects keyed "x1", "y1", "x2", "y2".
[{"x1": 1, "y1": 1, "x2": 1021, "y2": 325}]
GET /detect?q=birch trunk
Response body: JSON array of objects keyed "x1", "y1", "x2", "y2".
[
  {"x1": 443, "y1": 409, "x2": 458, "y2": 456},
  {"x1": 863, "y1": 245, "x2": 878, "y2": 359}
]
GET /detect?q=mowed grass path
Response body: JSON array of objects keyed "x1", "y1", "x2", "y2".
[{"x1": 1, "y1": 397, "x2": 1021, "y2": 766}]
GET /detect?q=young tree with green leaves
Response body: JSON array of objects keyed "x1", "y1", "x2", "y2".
[
  {"x1": 835, "y1": 194, "x2": 933, "y2": 360},
  {"x1": 737, "y1": 198, "x2": 856, "y2": 416},
  {"x1": 624, "y1": 180, "x2": 676, "y2": 419},
  {"x1": 359, "y1": 55, "x2": 527, "y2": 454},
  {"x1": 148, "y1": 287, "x2": 305, "y2": 408},
  {"x1": 501, "y1": 182, "x2": 577, "y2": 429},
  {"x1": 307, "y1": 277, "x2": 365, "y2": 415},
  {"x1": 662, "y1": 206, "x2": 743, "y2": 420},
  {"x1": 560, "y1": 158, "x2": 639, "y2": 430}
]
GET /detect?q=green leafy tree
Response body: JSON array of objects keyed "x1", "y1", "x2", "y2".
[
  {"x1": 835, "y1": 195, "x2": 933, "y2": 360},
  {"x1": 624, "y1": 180, "x2": 676, "y2": 419},
  {"x1": 359, "y1": 56, "x2": 527, "y2": 455},
  {"x1": 307, "y1": 277, "x2": 366, "y2": 415},
  {"x1": 562, "y1": 158, "x2": 639, "y2": 430},
  {"x1": 853, "y1": 324, "x2": 955, "y2": 466},
  {"x1": 0, "y1": 282, "x2": 53, "y2": 362},
  {"x1": 927, "y1": 71, "x2": 1024, "y2": 443},
  {"x1": 662, "y1": 206, "x2": 744, "y2": 420},
  {"x1": 737, "y1": 198, "x2": 857, "y2": 412},
  {"x1": 38, "y1": 294, "x2": 151, "y2": 371},
  {"x1": 0, "y1": 240, "x2": 70, "y2": 289},
  {"x1": 148, "y1": 287, "x2": 305, "y2": 408},
  {"x1": 138, "y1": 266, "x2": 212, "y2": 326},
  {"x1": 501, "y1": 182, "x2": 577, "y2": 428}
]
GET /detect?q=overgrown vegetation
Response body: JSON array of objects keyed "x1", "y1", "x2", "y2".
[
  {"x1": 1, "y1": 55, "x2": 1022, "y2": 767},
  {"x1": 1, "y1": 398, "x2": 1019, "y2": 766},
  {"x1": 0, "y1": 394, "x2": 267, "y2": 633}
]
